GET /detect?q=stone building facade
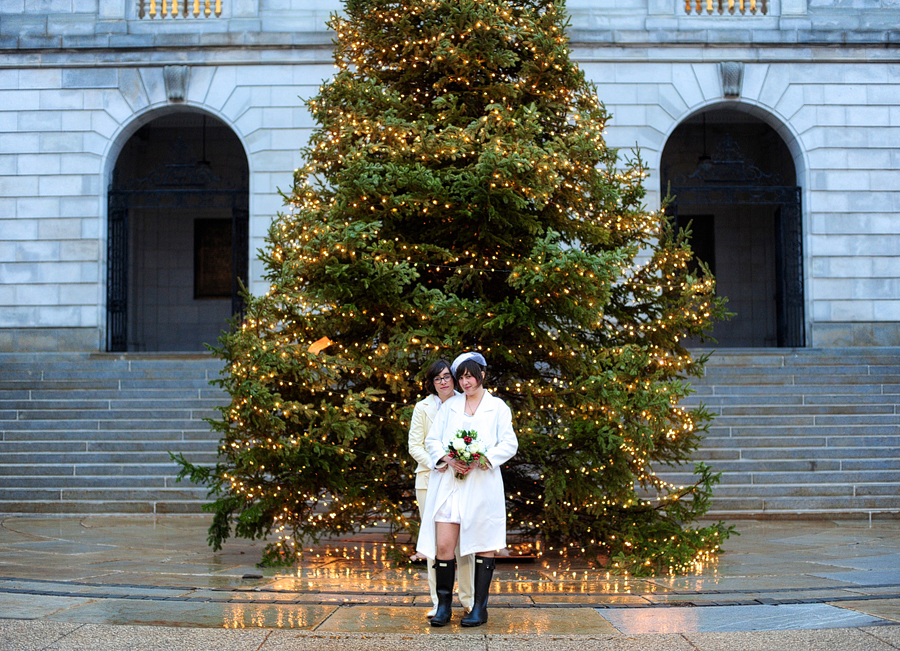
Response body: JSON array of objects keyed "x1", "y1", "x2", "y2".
[{"x1": 1, "y1": 0, "x2": 899, "y2": 352}]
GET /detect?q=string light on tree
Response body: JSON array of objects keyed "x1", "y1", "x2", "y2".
[{"x1": 175, "y1": 0, "x2": 734, "y2": 575}]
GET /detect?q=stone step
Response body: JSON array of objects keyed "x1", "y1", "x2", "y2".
[
  {"x1": 0, "y1": 398, "x2": 228, "y2": 411},
  {"x1": 0, "y1": 429, "x2": 217, "y2": 442},
  {"x1": 0, "y1": 418, "x2": 214, "y2": 431},
  {"x1": 711, "y1": 446, "x2": 899, "y2": 460},
  {"x1": 709, "y1": 413, "x2": 900, "y2": 426},
  {"x1": 697, "y1": 348, "x2": 900, "y2": 367},
  {"x1": 30, "y1": 388, "x2": 226, "y2": 399},
  {"x1": 658, "y1": 469, "x2": 900, "y2": 485},
  {"x1": 701, "y1": 364, "x2": 900, "y2": 377},
  {"x1": 0, "y1": 370, "x2": 222, "y2": 385},
  {"x1": 684, "y1": 394, "x2": 900, "y2": 407},
  {"x1": 10, "y1": 408, "x2": 217, "y2": 421},
  {"x1": 0, "y1": 462, "x2": 197, "y2": 477},
  {"x1": 707, "y1": 495, "x2": 900, "y2": 512},
  {"x1": 0, "y1": 440, "x2": 217, "y2": 454},
  {"x1": 693, "y1": 373, "x2": 900, "y2": 386},
  {"x1": 0, "y1": 488, "x2": 206, "y2": 502},
  {"x1": 690, "y1": 383, "x2": 892, "y2": 396},
  {"x1": 706, "y1": 425, "x2": 900, "y2": 437},
  {"x1": 712, "y1": 483, "x2": 858, "y2": 497},
  {"x1": 0, "y1": 349, "x2": 897, "y2": 516},
  {"x1": 0, "y1": 379, "x2": 222, "y2": 391},
  {"x1": 0, "y1": 356, "x2": 223, "y2": 370},
  {"x1": 0, "y1": 367, "x2": 215, "y2": 381},
  {"x1": 0, "y1": 476, "x2": 182, "y2": 488},
  {"x1": 0, "y1": 451, "x2": 217, "y2": 466},
  {"x1": 665, "y1": 458, "x2": 900, "y2": 473},
  {"x1": 708, "y1": 404, "x2": 897, "y2": 416},
  {"x1": 0, "y1": 500, "x2": 205, "y2": 515},
  {"x1": 0, "y1": 380, "x2": 121, "y2": 391}
]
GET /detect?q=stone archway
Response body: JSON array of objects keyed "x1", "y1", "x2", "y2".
[
  {"x1": 107, "y1": 112, "x2": 249, "y2": 352},
  {"x1": 661, "y1": 108, "x2": 803, "y2": 348}
]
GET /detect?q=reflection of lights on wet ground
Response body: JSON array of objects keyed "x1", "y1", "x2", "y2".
[
  {"x1": 222, "y1": 604, "x2": 315, "y2": 629},
  {"x1": 261, "y1": 538, "x2": 720, "y2": 597}
]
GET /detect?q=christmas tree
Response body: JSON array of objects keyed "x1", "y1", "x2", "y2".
[{"x1": 176, "y1": 0, "x2": 733, "y2": 574}]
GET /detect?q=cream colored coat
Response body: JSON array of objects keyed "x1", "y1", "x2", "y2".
[
  {"x1": 416, "y1": 390, "x2": 518, "y2": 558},
  {"x1": 408, "y1": 393, "x2": 459, "y2": 490}
]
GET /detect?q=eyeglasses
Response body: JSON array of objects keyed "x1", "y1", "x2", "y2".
[{"x1": 434, "y1": 374, "x2": 453, "y2": 384}]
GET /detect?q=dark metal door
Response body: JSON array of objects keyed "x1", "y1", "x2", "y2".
[
  {"x1": 106, "y1": 146, "x2": 248, "y2": 352},
  {"x1": 669, "y1": 135, "x2": 804, "y2": 348}
]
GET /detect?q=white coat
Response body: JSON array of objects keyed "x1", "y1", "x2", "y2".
[{"x1": 416, "y1": 390, "x2": 518, "y2": 558}]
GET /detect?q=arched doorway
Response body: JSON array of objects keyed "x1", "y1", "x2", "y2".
[
  {"x1": 107, "y1": 112, "x2": 249, "y2": 352},
  {"x1": 661, "y1": 108, "x2": 803, "y2": 348}
]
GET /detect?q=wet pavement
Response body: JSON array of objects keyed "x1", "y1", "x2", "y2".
[{"x1": 0, "y1": 516, "x2": 899, "y2": 650}]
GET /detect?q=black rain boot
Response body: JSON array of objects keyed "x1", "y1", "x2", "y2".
[
  {"x1": 430, "y1": 557, "x2": 456, "y2": 627},
  {"x1": 460, "y1": 555, "x2": 495, "y2": 627}
]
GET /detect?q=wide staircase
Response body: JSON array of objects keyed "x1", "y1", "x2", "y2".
[
  {"x1": 0, "y1": 353, "x2": 226, "y2": 514},
  {"x1": 1, "y1": 349, "x2": 898, "y2": 517},
  {"x1": 668, "y1": 347, "x2": 900, "y2": 519}
]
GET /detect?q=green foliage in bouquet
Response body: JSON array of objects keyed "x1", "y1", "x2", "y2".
[{"x1": 176, "y1": 0, "x2": 734, "y2": 573}]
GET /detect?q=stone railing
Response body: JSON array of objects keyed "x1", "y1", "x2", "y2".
[
  {"x1": 685, "y1": 0, "x2": 767, "y2": 14},
  {"x1": 138, "y1": 0, "x2": 223, "y2": 19}
]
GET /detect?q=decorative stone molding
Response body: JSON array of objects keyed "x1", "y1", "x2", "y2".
[
  {"x1": 163, "y1": 65, "x2": 189, "y2": 102},
  {"x1": 719, "y1": 61, "x2": 744, "y2": 98}
]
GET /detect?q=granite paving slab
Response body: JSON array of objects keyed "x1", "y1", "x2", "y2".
[
  {"x1": 645, "y1": 574, "x2": 866, "y2": 592},
  {"x1": 530, "y1": 594, "x2": 650, "y2": 605},
  {"x1": 811, "y1": 569, "x2": 900, "y2": 586},
  {"x1": 45, "y1": 597, "x2": 338, "y2": 629},
  {"x1": 0, "y1": 620, "x2": 84, "y2": 651},
  {"x1": 316, "y1": 605, "x2": 619, "y2": 635},
  {"x1": 0, "y1": 592, "x2": 95, "y2": 619},
  {"x1": 4, "y1": 541, "x2": 121, "y2": 555},
  {"x1": 42, "y1": 623, "x2": 270, "y2": 651},
  {"x1": 0, "y1": 564, "x2": 124, "y2": 582},
  {"x1": 868, "y1": 625, "x2": 900, "y2": 647},
  {"x1": 261, "y1": 631, "x2": 490, "y2": 651},
  {"x1": 0, "y1": 528, "x2": 45, "y2": 545},
  {"x1": 846, "y1": 585, "x2": 900, "y2": 595},
  {"x1": 0, "y1": 578, "x2": 189, "y2": 598},
  {"x1": 822, "y1": 553, "x2": 900, "y2": 571},
  {"x1": 711, "y1": 558, "x2": 863, "y2": 575},
  {"x1": 79, "y1": 572, "x2": 249, "y2": 589},
  {"x1": 598, "y1": 603, "x2": 891, "y2": 634},
  {"x1": 266, "y1": 578, "x2": 426, "y2": 593},
  {"x1": 2, "y1": 517, "x2": 900, "y2": 641},
  {"x1": 833, "y1": 598, "x2": 900, "y2": 623},
  {"x1": 495, "y1": 580, "x2": 644, "y2": 594},
  {"x1": 683, "y1": 626, "x2": 900, "y2": 651},
  {"x1": 481, "y1": 635, "x2": 698, "y2": 651}
]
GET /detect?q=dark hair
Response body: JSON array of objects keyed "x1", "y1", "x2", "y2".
[
  {"x1": 424, "y1": 359, "x2": 452, "y2": 396},
  {"x1": 454, "y1": 359, "x2": 485, "y2": 387}
]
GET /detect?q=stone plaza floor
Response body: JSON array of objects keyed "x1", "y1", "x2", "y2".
[{"x1": 0, "y1": 516, "x2": 899, "y2": 650}]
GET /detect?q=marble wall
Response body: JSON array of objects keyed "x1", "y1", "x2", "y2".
[{"x1": 1, "y1": 1, "x2": 898, "y2": 350}]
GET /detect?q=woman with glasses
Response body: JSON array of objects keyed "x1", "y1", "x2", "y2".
[
  {"x1": 407, "y1": 359, "x2": 474, "y2": 619},
  {"x1": 416, "y1": 351, "x2": 518, "y2": 627}
]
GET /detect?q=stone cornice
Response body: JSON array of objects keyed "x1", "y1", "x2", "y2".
[{"x1": 2, "y1": 40, "x2": 900, "y2": 68}]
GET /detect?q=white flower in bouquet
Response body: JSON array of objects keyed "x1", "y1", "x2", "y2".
[{"x1": 446, "y1": 429, "x2": 488, "y2": 480}]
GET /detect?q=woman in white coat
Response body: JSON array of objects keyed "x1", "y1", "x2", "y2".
[
  {"x1": 407, "y1": 359, "x2": 474, "y2": 619},
  {"x1": 416, "y1": 352, "x2": 518, "y2": 627}
]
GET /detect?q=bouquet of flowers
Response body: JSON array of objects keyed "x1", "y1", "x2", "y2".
[{"x1": 446, "y1": 429, "x2": 488, "y2": 480}]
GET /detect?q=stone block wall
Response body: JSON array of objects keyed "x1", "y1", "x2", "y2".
[
  {"x1": 583, "y1": 57, "x2": 900, "y2": 345},
  {"x1": 0, "y1": 1, "x2": 899, "y2": 350}
]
